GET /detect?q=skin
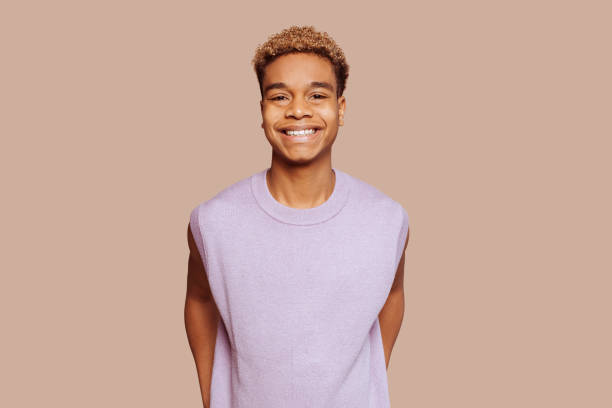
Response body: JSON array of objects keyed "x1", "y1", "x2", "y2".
[
  {"x1": 185, "y1": 52, "x2": 409, "y2": 407},
  {"x1": 380, "y1": 229, "x2": 409, "y2": 369},
  {"x1": 185, "y1": 224, "x2": 218, "y2": 408},
  {"x1": 259, "y1": 52, "x2": 346, "y2": 208}
]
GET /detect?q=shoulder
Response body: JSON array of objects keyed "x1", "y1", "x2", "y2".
[
  {"x1": 344, "y1": 171, "x2": 409, "y2": 230},
  {"x1": 189, "y1": 171, "x2": 254, "y2": 227}
]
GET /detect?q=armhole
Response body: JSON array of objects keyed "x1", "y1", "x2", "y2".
[
  {"x1": 189, "y1": 205, "x2": 209, "y2": 276},
  {"x1": 394, "y1": 205, "x2": 410, "y2": 270}
]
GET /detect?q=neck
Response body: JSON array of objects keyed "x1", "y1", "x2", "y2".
[{"x1": 266, "y1": 160, "x2": 336, "y2": 210}]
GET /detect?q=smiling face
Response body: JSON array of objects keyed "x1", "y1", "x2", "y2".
[{"x1": 260, "y1": 52, "x2": 346, "y2": 165}]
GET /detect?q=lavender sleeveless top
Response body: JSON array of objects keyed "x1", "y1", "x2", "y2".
[{"x1": 189, "y1": 167, "x2": 409, "y2": 408}]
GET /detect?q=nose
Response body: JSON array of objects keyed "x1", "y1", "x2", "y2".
[{"x1": 285, "y1": 96, "x2": 312, "y2": 119}]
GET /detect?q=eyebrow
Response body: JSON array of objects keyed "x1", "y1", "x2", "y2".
[{"x1": 263, "y1": 81, "x2": 335, "y2": 94}]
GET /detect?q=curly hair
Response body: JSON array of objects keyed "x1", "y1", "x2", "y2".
[{"x1": 252, "y1": 25, "x2": 349, "y2": 99}]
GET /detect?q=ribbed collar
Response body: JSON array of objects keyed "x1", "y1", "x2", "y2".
[{"x1": 251, "y1": 167, "x2": 351, "y2": 226}]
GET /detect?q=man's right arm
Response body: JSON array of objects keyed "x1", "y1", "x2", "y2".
[{"x1": 185, "y1": 223, "x2": 219, "y2": 408}]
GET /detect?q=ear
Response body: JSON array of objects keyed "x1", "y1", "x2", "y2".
[{"x1": 337, "y1": 95, "x2": 346, "y2": 126}]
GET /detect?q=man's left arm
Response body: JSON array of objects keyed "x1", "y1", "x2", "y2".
[{"x1": 378, "y1": 227, "x2": 409, "y2": 369}]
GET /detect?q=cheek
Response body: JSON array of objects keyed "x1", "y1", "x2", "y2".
[
  {"x1": 318, "y1": 105, "x2": 339, "y2": 123},
  {"x1": 262, "y1": 107, "x2": 283, "y2": 124}
]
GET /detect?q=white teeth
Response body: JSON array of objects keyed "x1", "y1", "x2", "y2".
[{"x1": 286, "y1": 128, "x2": 316, "y2": 136}]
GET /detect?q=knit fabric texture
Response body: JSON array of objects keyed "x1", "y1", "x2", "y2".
[{"x1": 189, "y1": 167, "x2": 409, "y2": 408}]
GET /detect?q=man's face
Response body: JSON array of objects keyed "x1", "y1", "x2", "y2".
[{"x1": 260, "y1": 52, "x2": 346, "y2": 165}]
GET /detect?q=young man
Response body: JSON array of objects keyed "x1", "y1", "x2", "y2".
[{"x1": 185, "y1": 25, "x2": 409, "y2": 408}]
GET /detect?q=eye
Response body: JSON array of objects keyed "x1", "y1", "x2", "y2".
[
  {"x1": 312, "y1": 94, "x2": 326, "y2": 99},
  {"x1": 270, "y1": 95, "x2": 287, "y2": 101}
]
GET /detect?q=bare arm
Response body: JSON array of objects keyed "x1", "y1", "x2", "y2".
[
  {"x1": 185, "y1": 223, "x2": 219, "y2": 408},
  {"x1": 378, "y1": 227, "x2": 409, "y2": 369}
]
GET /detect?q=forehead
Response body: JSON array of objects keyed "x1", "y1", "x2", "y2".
[{"x1": 262, "y1": 53, "x2": 336, "y2": 90}]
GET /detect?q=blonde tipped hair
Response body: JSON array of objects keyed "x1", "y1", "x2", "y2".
[{"x1": 252, "y1": 25, "x2": 349, "y2": 98}]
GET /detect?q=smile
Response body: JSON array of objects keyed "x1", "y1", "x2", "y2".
[
  {"x1": 280, "y1": 128, "x2": 322, "y2": 143},
  {"x1": 284, "y1": 128, "x2": 316, "y2": 136}
]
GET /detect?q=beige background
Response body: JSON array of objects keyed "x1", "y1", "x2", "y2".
[{"x1": 1, "y1": 0, "x2": 610, "y2": 407}]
